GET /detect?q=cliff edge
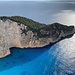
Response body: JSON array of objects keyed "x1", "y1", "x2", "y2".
[{"x1": 0, "y1": 16, "x2": 75, "y2": 58}]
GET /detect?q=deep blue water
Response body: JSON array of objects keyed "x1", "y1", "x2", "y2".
[
  {"x1": 0, "y1": 42, "x2": 62, "y2": 75},
  {"x1": 0, "y1": 1, "x2": 75, "y2": 75},
  {"x1": 0, "y1": 35, "x2": 75, "y2": 75}
]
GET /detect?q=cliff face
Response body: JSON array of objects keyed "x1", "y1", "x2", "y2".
[{"x1": 0, "y1": 19, "x2": 75, "y2": 58}]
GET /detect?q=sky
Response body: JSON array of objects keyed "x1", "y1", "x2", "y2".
[{"x1": 0, "y1": 0, "x2": 75, "y2": 1}]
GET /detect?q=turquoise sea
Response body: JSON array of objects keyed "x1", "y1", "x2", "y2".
[{"x1": 0, "y1": 1, "x2": 75, "y2": 75}]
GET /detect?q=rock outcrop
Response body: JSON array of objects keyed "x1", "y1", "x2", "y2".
[{"x1": 0, "y1": 16, "x2": 75, "y2": 58}]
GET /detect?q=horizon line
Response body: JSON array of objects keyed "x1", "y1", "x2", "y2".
[{"x1": 0, "y1": 0, "x2": 75, "y2": 2}]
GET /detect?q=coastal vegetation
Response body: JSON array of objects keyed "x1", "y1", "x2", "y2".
[
  {"x1": 0, "y1": 16, "x2": 46, "y2": 29},
  {"x1": 0, "y1": 16, "x2": 74, "y2": 38}
]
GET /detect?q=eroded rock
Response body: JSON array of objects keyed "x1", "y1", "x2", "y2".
[{"x1": 0, "y1": 19, "x2": 75, "y2": 58}]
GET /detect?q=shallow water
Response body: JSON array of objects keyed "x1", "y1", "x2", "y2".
[{"x1": 0, "y1": 1, "x2": 75, "y2": 75}]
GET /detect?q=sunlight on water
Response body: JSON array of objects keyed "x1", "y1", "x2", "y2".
[
  {"x1": 49, "y1": 9, "x2": 75, "y2": 74},
  {"x1": 55, "y1": 34, "x2": 75, "y2": 75},
  {"x1": 52, "y1": 10, "x2": 75, "y2": 25}
]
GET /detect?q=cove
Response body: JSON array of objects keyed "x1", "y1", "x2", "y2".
[{"x1": 0, "y1": 34, "x2": 74, "y2": 75}]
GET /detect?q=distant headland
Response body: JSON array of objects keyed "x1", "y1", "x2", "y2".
[{"x1": 0, "y1": 16, "x2": 75, "y2": 58}]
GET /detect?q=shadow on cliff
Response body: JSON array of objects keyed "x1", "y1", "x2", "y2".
[{"x1": 0, "y1": 34, "x2": 74, "y2": 72}]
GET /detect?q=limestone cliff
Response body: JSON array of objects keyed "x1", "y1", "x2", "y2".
[{"x1": 0, "y1": 16, "x2": 75, "y2": 58}]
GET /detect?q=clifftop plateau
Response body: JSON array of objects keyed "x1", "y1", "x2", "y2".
[{"x1": 0, "y1": 16, "x2": 75, "y2": 58}]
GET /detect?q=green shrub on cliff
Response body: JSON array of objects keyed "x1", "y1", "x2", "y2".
[
  {"x1": 0, "y1": 16, "x2": 74, "y2": 38},
  {"x1": 0, "y1": 16, "x2": 46, "y2": 29}
]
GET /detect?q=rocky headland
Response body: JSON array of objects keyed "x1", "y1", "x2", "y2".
[{"x1": 0, "y1": 16, "x2": 75, "y2": 58}]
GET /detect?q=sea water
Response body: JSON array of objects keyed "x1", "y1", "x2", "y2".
[{"x1": 0, "y1": 1, "x2": 75, "y2": 75}]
